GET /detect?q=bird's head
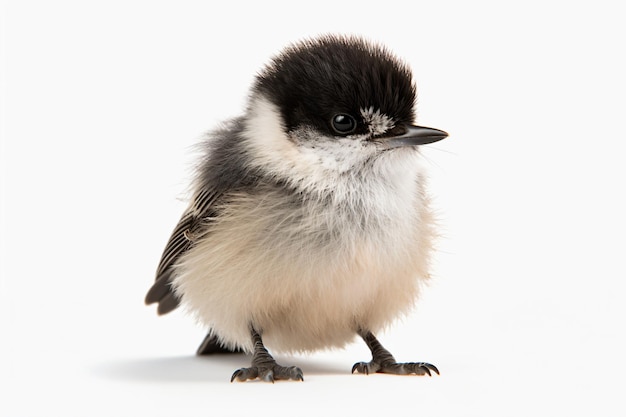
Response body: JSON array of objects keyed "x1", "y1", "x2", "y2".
[{"x1": 239, "y1": 35, "x2": 447, "y2": 187}]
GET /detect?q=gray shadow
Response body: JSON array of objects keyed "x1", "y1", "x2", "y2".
[
  {"x1": 290, "y1": 357, "x2": 350, "y2": 376},
  {"x1": 92, "y1": 354, "x2": 348, "y2": 383},
  {"x1": 92, "y1": 355, "x2": 250, "y2": 383}
]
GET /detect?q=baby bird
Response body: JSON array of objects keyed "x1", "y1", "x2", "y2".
[{"x1": 146, "y1": 35, "x2": 448, "y2": 382}]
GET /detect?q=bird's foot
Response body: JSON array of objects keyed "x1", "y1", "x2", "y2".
[
  {"x1": 352, "y1": 360, "x2": 439, "y2": 376},
  {"x1": 231, "y1": 329, "x2": 304, "y2": 383},
  {"x1": 231, "y1": 363, "x2": 304, "y2": 383}
]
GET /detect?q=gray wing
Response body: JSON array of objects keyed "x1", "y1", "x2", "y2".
[{"x1": 145, "y1": 187, "x2": 221, "y2": 315}]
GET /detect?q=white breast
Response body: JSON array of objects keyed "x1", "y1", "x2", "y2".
[{"x1": 172, "y1": 96, "x2": 436, "y2": 353}]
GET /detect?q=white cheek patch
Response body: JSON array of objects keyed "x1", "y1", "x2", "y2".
[
  {"x1": 292, "y1": 128, "x2": 371, "y2": 173},
  {"x1": 241, "y1": 97, "x2": 380, "y2": 193},
  {"x1": 361, "y1": 106, "x2": 395, "y2": 136}
]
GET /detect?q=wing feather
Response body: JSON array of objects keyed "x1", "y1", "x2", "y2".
[{"x1": 145, "y1": 189, "x2": 221, "y2": 314}]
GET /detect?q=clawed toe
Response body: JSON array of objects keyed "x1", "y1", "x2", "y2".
[
  {"x1": 389, "y1": 361, "x2": 439, "y2": 376},
  {"x1": 351, "y1": 361, "x2": 380, "y2": 375},
  {"x1": 352, "y1": 360, "x2": 439, "y2": 376},
  {"x1": 231, "y1": 365, "x2": 304, "y2": 383},
  {"x1": 354, "y1": 331, "x2": 439, "y2": 377}
]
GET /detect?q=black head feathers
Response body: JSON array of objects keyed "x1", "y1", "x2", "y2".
[{"x1": 253, "y1": 35, "x2": 417, "y2": 136}]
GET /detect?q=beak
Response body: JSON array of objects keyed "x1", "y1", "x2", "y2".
[{"x1": 379, "y1": 124, "x2": 448, "y2": 148}]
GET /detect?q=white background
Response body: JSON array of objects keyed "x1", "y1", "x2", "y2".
[{"x1": 2, "y1": 1, "x2": 625, "y2": 416}]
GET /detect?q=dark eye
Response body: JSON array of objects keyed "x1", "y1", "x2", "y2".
[{"x1": 331, "y1": 114, "x2": 357, "y2": 135}]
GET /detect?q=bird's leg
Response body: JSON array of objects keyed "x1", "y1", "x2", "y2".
[
  {"x1": 230, "y1": 328, "x2": 304, "y2": 383},
  {"x1": 352, "y1": 330, "x2": 439, "y2": 376}
]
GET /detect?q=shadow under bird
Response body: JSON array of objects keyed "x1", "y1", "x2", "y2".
[{"x1": 145, "y1": 35, "x2": 448, "y2": 382}]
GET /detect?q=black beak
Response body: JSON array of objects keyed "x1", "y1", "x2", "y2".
[{"x1": 379, "y1": 124, "x2": 448, "y2": 148}]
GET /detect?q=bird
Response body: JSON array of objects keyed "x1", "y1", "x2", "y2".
[{"x1": 145, "y1": 34, "x2": 448, "y2": 382}]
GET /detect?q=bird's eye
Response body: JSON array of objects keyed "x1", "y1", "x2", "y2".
[{"x1": 331, "y1": 114, "x2": 357, "y2": 135}]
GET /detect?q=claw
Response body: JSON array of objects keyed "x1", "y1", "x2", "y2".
[
  {"x1": 424, "y1": 363, "x2": 440, "y2": 375},
  {"x1": 230, "y1": 369, "x2": 242, "y2": 383},
  {"x1": 291, "y1": 366, "x2": 304, "y2": 381},
  {"x1": 351, "y1": 362, "x2": 372, "y2": 375},
  {"x1": 421, "y1": 365, "x2": 432, "y2": 377}
]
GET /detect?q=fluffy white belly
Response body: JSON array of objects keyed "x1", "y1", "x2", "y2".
[{"x1": 173, "y1": 170, "x2": 434, "y2": 353}]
